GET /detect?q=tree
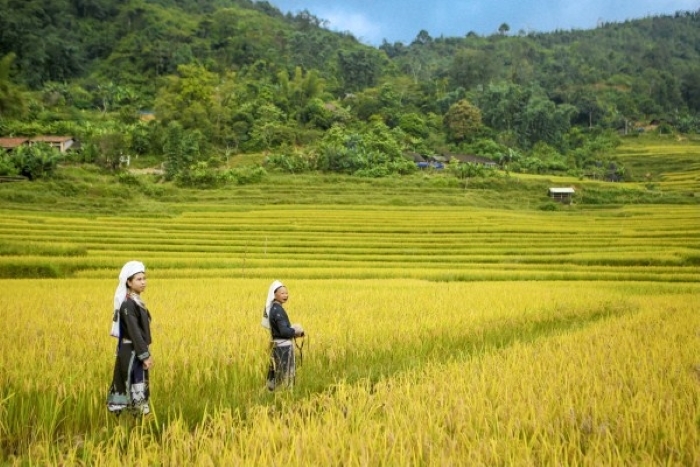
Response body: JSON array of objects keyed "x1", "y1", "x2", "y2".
[
  {"x1": 519, "y1": 95, "x2": 575, "y2": 149},
  {"x1": 315, "y1": 122, "x2": 411, "y2": 176},
  {"x1": 399, "y1": 113, "x2": 429, "y2": 139},
  {"x1": 298, "y1": 98, "x2": 334, "y2": 130},
  {"x1": 248, "y1": 103, "x2": 293, "y2": 150},
  {"x1": 94, "y1": 82, "x2": 136, "y2": 113},
  {"x1": 444, "y1": 99, "x2": 483, "y2": 143},
  {"x1": 276, "y1": 66, "x2": 325, "y2": 117},
  {"x1": 0, "y1": 53, "x2": 25, "y2": 118},
  {"x1": 448, "y1": 48, "x2": 495, "y2": 90},
  {"x1": 91, "y1": 133, "x2": 128, "y2": 170},
  {"x1": 336, "y1": 49, "x2": 383, "y2": 93},
  {"x1": 681, "y1": 66, "x2": 700, "y2": 112},
  {"x1": 155, "y1": 63, "x2": 218, "y2": 141},
  {"x1": 476, "y1": 82, "x2": 529, "y2": 133},
  {"x1": 412, "y1": 30, "x2": 433, "y2": 46},
  {"x1": 162, "y1": 121, "x2": 204, "y2": 180}
]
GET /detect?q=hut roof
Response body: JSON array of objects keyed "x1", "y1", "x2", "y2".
[
  {"x1": 548, "y1": 187, "x2": 575, "y2": 194},
  {"x1": 404, "y1": 152, "x2": 426, "y2": 163},
  {"x1": 449, "y1": 153, "x2": 495, "y2": 164},
  {"x1": 0, "y1": 137, "x2": 29, "y2": 149},
  {"x1": 30, "y1": 135, "x2": 74, "y2": 143}
]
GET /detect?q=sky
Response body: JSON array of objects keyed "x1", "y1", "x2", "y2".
[{"x1": 268, "y1": 0, "x2": 699, "y2": 45}]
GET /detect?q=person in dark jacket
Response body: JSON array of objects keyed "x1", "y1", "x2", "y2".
[
  {"x1": 261, "y1": 280, "x2": 303, "y2": 391},
  {"x1": 107, "y1": 260, "x2": 154, "y2": 415}
]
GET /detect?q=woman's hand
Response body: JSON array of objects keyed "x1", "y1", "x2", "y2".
[{"x1": 143, "y1": 356, "x2": 154, "y2": 370}]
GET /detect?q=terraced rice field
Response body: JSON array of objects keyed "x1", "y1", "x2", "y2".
[
  {"x1": 0, "y1": 203, "x2": 699, "y2": 464},
  {"x1": 1, "y1": 204, "x2": 698, "y2": 282},
  {"x1": 616, "y1": 139, "x2": 700, "y2": 193}
]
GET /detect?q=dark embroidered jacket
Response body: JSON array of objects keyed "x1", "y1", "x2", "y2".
[
  {"x1": 119, "y1": 298, "x2": 152, "y2": 360},
  {"x1": 269, "y1": 302, "x2": 296, "y2": 340}
]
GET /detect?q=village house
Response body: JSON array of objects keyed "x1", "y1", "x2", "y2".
[
  {"x1": 548, "y1": 187, "x2": 575, "y2": 203},
  {"x1": 444, "y1": 153, "x2": 498, "y2": 168},
  {"x1": 403, "y1": 152, "x2": 448, "y2": 169},
  {"x1": 425, "y1": 154, "x2": 449, "y2": 169},
  {"x1": 29, "y1": 136, "x2": 75, "y2": 153},
  {"x1": 404, "y1": 152, "x2": 498, "y2": 170},
  {"x1": 1, "y1": 136, "x2": 76, "y2": 153}
]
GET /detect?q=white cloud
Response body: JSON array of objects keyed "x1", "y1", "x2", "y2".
[{"x1": 318, "y1": 9, "x2": 384, "y2": 44}]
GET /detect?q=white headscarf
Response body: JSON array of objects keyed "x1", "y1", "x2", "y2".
[
  {"x1": 261, "y1": 280, "x2": 284, "y2": 329},
  {"x1": 114, "y1": 260, "x2": 146, "y2": 311}
]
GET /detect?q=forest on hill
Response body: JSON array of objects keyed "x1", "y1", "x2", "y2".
[{"x1": 0, "y1": 0, "x2": 699, "y2": 185}]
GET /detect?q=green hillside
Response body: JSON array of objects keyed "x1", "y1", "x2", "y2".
[
  {"x1": 0, "y1": 135, "x2": 697, "y2": 216},
  {"x1": 1, "y1": 1, "x2": 699, "y2": 193}
]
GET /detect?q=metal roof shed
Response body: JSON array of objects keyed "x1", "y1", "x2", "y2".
[{"x1": 548, "y1": 187, "x2": 575, "y2": 203}]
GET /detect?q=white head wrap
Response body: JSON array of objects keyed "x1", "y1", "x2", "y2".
[
  {"x1": 261, "y1": 280, "x2": 284, "y2": 329},
  {"x1": 114, "y1": 260, "x2": 146, "y2": 311}
]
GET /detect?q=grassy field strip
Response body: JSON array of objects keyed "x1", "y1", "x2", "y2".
[
  {"x1": 1, "y1": 257, "x2": 699, "y2": 282},
  {"x1": 4, "y1": 239, "x2": 697, "y2": 257},
  {"x1": 8, "y1": 202, "x2": 700, "y2": 216},
  {"x1": 8, "y1": 243, "x2": 700, "y2": 256},
  {"x1": 5, "y1": 215, "x2": 700, "y2": 235},
  {"x1": 10, "y1": 221, "x2": 695, "y2": 237},
  {"x1": 12, "y1": 223, "x2": 662, "y2": 235},
  {"x1": 1, "y1": 279, "x2": 697, "y2": 464},
  {"x1": 56, "y1": 266, "x2": 696, "y2": 282},
  {"x1": 0, "y1": 227, "x2": 700, "y2": 249},
  {"x1": 73, "y1": 248, "x2": 695, "y2": 263},
  {"x1": 2, "y1": 212, "x2": 698, "y2": 239},
  {"x1": 70, "y1": 262, "x2": 698, "y2": 276},
  {"x1": 2, "y1": 207, "x2": 698, "y2": 226}
]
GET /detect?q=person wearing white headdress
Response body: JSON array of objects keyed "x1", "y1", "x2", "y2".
[
  {"x1": 107, "y1": 260, "x2": 154, "y2": 416},
  {"x1": 263, "y1": 280, "x2": 304, "y2": 391}
]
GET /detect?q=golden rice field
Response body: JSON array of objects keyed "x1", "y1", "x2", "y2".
[
  {"x1": 1, "y1": 204, "x2": 699, "y2": 281},
  {"x1": 1, "y1": 203, "x2": 699, "y2": 465}
]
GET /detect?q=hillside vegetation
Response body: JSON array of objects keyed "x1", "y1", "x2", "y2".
[
  {"x1": 1, "y1": 1, "x2": 699, "y2": 185},
  {"x1": 0, "y1": 134, "x2": 697, "y2": 217}
]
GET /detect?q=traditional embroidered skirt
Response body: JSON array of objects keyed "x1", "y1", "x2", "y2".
[
  {"x1": 107, "y1": 342, "x2": 150, "y2": 415},
  {"x1": 266, "y1": 342, "x2": 295, "y2": 391}
]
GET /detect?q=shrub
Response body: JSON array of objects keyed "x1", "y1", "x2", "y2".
[
  {"x1": 354, "y1": 166, "x2": 391, "y2": 178},
  {"x1": 0, "y1": 151, "x2": 19, "y2": 176},
  {"x1": 224, "y1": 166, "x2": 267, "y2": 185},
  {"x1": 10, "y1": 143, "x2": 63, "y2": 180},
  {"x1": 265, "y1": 152, "x2": 315, "y2": 173},
  {"x1": 539, "y1": 202, "x2": 559, "y2": 211},
  {"x1": 175, "y1": 162, "x2": 221, "y2": 188},
  {"x1": 116, "y1": 171, "x2": 142, "y2": 186}
]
